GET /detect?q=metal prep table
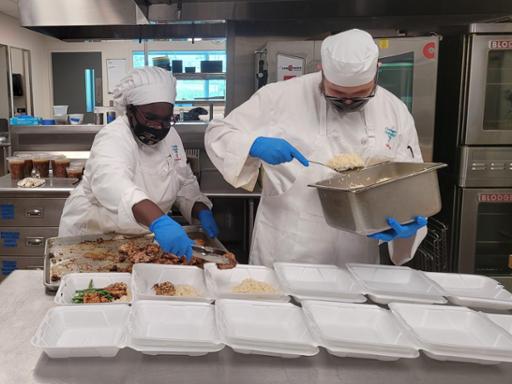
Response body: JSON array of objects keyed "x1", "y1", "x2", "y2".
[
  {"x1": 0, "y1": 176, "x2": 77, "y2": 279},
  {"x1": 1, "y1": 270, "x2": 512, "y2": 384},
  {"x1": 0, "y1": 172, "x2": 260, "y2": 278}
]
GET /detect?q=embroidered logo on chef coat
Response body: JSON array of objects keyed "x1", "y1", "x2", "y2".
[
  {"x1": 384, "y1": 127, "x2": 397, "y2": 150},
  {"x1": 170, "y1": 144, "x2": 182, "y2": 161}
]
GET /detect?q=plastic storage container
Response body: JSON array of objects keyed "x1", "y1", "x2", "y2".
[
  {"x1": 389, "y1": 303, "x2": 512, "y2": 364},
  {"x1": 302, "y1": 301, "x2": 419, "y2": 360},
  {"x1": 131, "y1": 264, "x2": 213, "y2": 303},
  {"x1": 68, "y1": 113, "x2": 84, "y2": 125},
  {"x1": 346, "y1": 263, "x2": 447, "y2": 305},
  {"x1": 32, "y1": 155, "x2": 50, "y2": 178},
  {"x1": 204, "y1": 263, "x2": 288, "y2": 302},
  {"x1": 216, "y1": 299, "x2": 319, "y2": 358},
  {"x1": 273, "y1": 262, "x2": 366, "y2": 303},
  {"x1": 424, "y1": 272, "x2": 512, "y2": 310},
  {"x1": 7, "y1": 156, "x2": 25, "y2": 180},
  {"x1": 54, "y1": 272, "x2": 132, "y2": 305},
  {"x1": 53, "y1": 157, "x2": 71, "y2": 178},
  {"x1": 31, "y1": 305, "x2": 130, "y2": 358},
  {"x1": 128, "y1": 301, "x2": 224, "y2": 355},
  {"x1": 16, "y1": 153, "x2": 34, "y2": 177}
]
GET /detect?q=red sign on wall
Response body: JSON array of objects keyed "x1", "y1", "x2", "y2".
[
  {"x1": 479, "y1": 193, "x2": 512, "y2": 202},
  {"x1": 489, "y1": 40, "x2": 512, "y2": 49}
]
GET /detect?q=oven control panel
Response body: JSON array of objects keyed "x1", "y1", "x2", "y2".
[{"x1": 459, "y1": 146, "x2": 512, "y2": 187}]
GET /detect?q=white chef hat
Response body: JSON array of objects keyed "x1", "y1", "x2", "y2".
[
  {"x1": 113, "y1": 66, "x2": 177, "y2": 109},
  {"x1": 321, "y1": 29, "x2": 379, "y2": 87}
]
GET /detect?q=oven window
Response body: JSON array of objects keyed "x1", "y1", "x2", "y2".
[
  {"x1": 483, "y1": 50, "x2": 512, "y2": 131},
  {"x1": 475, "y1": 202, "x2": 512, "y2": 274},
  {"x1": 378, "y1": 52, "x2": 414, "y2": 113}
]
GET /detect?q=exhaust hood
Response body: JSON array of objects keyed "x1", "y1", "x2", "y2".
[
  {"x1": 17, "y1": 0, "x2": 512, "y2": 41},
  {"x1": 19, "y1": 0, "x2": 148, "y2": 26}
]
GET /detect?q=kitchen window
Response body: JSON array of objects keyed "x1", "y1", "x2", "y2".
[{"x1": 132, "y1": 50, "x2": 226, "y2": 102}]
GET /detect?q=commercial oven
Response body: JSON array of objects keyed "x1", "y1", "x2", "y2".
[
  {"x1": 435, "y1": 24, "x2": 512, "y2": 285},
  {"x1": 255, "y1": 35, "x2": 439, "y2": 161}
]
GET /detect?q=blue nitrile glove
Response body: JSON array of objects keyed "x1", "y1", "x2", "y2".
[
  {"x1": 149, "y1": 215, "x2": 194, "y2": 262},
  {"x1": 249, "y1": 137, "x2": 309, "y2": 166},
  {"x1": 368, "y1": 216, "x2": 428, "y2": 242},
  {"x1": 198, "y1": 209, "x2": 220, "y2": 238}
]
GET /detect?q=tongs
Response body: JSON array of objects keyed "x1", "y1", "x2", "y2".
[{"x1": 192, "y1": 244, "x2": 230, "y2": 264}]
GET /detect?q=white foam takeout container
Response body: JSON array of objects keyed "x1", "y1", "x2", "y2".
[
  {"x1": 54, "y1": 272, "x2": 132, "y2": 305},
  {"x1": 32, "y1": 302, "x2": 225, "y2": 358},
  {"x1": 424, "y1": 272, "x2": 512, "y2": 310},
  {"x1": 302, "y1": 301, "x2": 419, "y2": 361},
  {"x1": 389, "y1": 302, "x2": 512, "y2": 364},
  {"x1": 131, "y1": 264, "x2": 213, "y2": 303},
  {"x1": 273, "y1": 262, "x2": 366, "y2": 303},
  {"x1": 128, "y1": 301, "x2": 224, "y2": 355},
  {"x1": 204, "y1": 263, "x2": 288, "y2": 302},
  {"x1": 215, "y1": 299, "x2": 319, "y2": 358},
  {"x1": 485, "y1": 313, "x2": 512, "y2": 336},
  {"x1": 31, "y1": 305, "x2": 130, "y2": 358},
  {"x1": 346, "y1": 263, "x2": 447, "y2": 305}
]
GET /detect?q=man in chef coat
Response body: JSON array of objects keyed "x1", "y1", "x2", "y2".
[
  {"x1": 59, "y1": 67, "x2": 219, "y2": 261},
  {"x1": 205, "y1": 29, "x2": 427, "y2": 267}
]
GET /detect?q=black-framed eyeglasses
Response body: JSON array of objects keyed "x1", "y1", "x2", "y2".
[
  {"x1": 129, "y1": 105, "x2": 175, "y2": 130},
  {"x1": 324, "y1": 70, "x2": 380, "y2": 105}
]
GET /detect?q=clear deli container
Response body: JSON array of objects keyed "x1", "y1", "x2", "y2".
[
  {"x1": 302, "y1": 301, "x2": 419, "y2": 361},
  {"x1": 54, "y1": 272, "x2": 132, "y2": 305},
  {"x1": 424, "y1": 272, "x2": 512, "y2": 310},
  {"x1": 7, "y1": 156, "x2": 25, "y2": 180},
  {"x1": 389, "y1": 302, "x2": 512, "y2": 364},
  {"x1": 128, "y1": 300, "x2": 223, "y2": 355},
  {"x1": 31, "y1": 305, "x2": 130, "y2": 358},
  {"x1": 346, "y1": 263, "x2": 447, "y2": 305},
  {"x1": 204, "y1": 263, "x2": 288, "y2": 302},
  {"x1": 273, "y1": 262, "x2": 366, "y2": 303},
  {"x1": 32, "y1": 155, "x2": 51, "y2": 178},
  {"x1": 215, "y1": 299, "x2": 319, "y2": 358},
  {"x1": 131, "y1": 263, "x2": 213, "y2": 303}
]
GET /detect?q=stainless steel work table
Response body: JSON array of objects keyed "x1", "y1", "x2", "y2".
[{"x1": 1, "y1": 270, "x2": 512, "y2": 384}]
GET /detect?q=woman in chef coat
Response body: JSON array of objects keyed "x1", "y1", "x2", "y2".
[
  {"x1": 59, "y1": 67, "x2": 219, "y2": 261},
  {"x1": 205, "y1": 29, "x2": 428, "y2": 267}
]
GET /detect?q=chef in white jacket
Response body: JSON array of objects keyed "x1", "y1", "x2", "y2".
[
  {"x1": 205, "y1": 29, "x2": 428, "y2": 267},
  {"x1": 59, "y1": 67, "x2": 219, "y2": 261}
]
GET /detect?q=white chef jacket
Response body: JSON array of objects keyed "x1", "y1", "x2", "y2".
[
  {"x1": 205, "y1": 72, "x2": 427, "y2": 267},
  {"x1": 59, "y1": 116, "x2": 211, "y2": 236}
]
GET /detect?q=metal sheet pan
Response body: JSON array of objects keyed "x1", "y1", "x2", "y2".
[{"x1": 44, "y1": 226, "x2": 226, "y2": 290}]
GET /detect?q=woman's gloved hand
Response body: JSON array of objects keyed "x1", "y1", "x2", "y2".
[
  {"x1": 198, "y1": 209, "x2": 220, "y2": 238},
  {"x1": 249, "y1": 137, "x2": 309, "y2": 166},
  {"x1": 149, "y1": 215, "x2": 194, "y2": 261},
  {"x1": 368, "y1": 216, "x2": 428, "y2": 242}
]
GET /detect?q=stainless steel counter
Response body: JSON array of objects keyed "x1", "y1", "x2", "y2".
[
  {"x1": 0, "y1": 175, "x2": 78, "y2": 194},
  {"x1": 0, "y1": 174, "x2": 261, "y2": 197},
  {"x1": 1, "y1": 270, "x2": 512, "y2": 384}
]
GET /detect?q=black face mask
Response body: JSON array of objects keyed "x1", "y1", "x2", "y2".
[
  {"x1": 128, "y1": 105, "x2": 172, "y2": 145},
  {"x1": 322, "y1": 69, "x2": 379, "y2": 113},
  {"x1": 325, "y1": 96, "x2": 371, "y2": 112}
]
